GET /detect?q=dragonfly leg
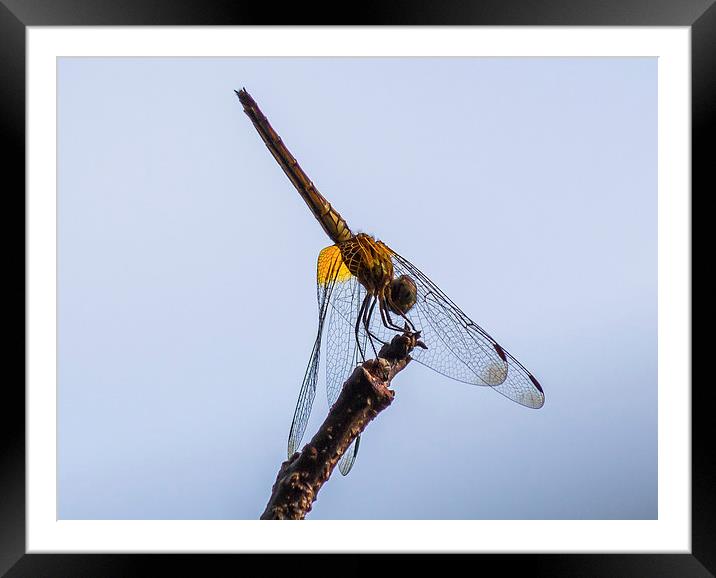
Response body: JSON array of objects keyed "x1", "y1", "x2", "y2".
[
  {"x1": 378, "y1": 296, "x2": 408, "y2": 332},
  {"x1": 355, "y1": 293, "x2": 371, "y2": 362},
  {"x1": 396, "y1": 309, "x2": 417, "y2": 332},
  {"x1": 362, "y1": 295, "x2": 380, "y2": 358},
  {"x1": 365, "y1": 297, "x2": 388, "y2": 346}
]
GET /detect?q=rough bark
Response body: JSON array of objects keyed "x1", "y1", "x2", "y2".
[{"x1": 260, "y1": 331, "x2": 422, "y2": 520}]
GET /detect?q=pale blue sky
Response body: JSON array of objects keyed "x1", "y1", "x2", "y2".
[{"x1": 57, "y1": 57, "x2": 656, "y2": 520}]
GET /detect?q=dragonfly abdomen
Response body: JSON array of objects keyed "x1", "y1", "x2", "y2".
[
  {"x1": 309, "y1": 193, "x2": 353, "y2": 245},
  {"x1": 236, "y1": 88, "x2": 353, "y2": 244}
]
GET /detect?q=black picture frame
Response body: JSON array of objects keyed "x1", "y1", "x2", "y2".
[{"x1": 5, "y1": 1, "x2": 708, "y2": 575}]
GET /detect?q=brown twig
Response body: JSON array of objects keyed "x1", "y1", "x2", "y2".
[{"x1": 260, "y1": 331, "x2": 423, "y2": 520}]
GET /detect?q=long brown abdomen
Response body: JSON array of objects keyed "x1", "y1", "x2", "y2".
[{"x1": 236, "y1": 89, "x2": 353, "y2": 244}]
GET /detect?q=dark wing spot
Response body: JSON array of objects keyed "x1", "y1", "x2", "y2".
[
  {"x1": 493, "y1": 343, "x2": 507, "y2": 362},
  {"x1": 528, "y1": 373, "x2": 544, "y2": 393}
]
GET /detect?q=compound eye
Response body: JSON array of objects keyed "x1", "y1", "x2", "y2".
[{"x1": 389, "y1": 275, "x2": 417, "y2": 315}]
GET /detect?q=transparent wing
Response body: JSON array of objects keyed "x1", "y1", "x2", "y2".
[
  {"x1": 338, "y1": 436, "x2": 360, "y2": 475},
  {"x1": 324, "y1": 274, "x2": 368, "y2": 475},
  {"x1": 381, "y1": 248, "x2": 545, "y2": 409},
  {"x1": 287, "y1": 246, "x2": 348, "y2": 457},
  {"x1": 287, "y1": 332, "x2": 322, "y2": 457},
  {"x1": 325, "y1": 275, "x2": 364, "y2": 406}
]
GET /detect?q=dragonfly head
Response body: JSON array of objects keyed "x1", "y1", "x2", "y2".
[{"x1": 388, "y1": 274, "x2": 418, "y2": 315}]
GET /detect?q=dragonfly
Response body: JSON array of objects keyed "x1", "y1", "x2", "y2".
[{"x1": 236, "y1": 88, "x2": 544, "y2": 475}]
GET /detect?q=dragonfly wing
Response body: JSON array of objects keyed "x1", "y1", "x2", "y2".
[
  {"x1": 490, "y1": 347, "x2": 545, "y2": 409},
  {"x1": 325, "y1": 275, "x2": 365, "y2": 407},
  {"x1": 387, "y1": 249, "x2": 545, "y2": 409},
  {"x1": 287, "y1": 333, "x2": 321, "y2": 457},
  {"x1": 325, "y1": 271, "x2": 366, "y2": 475},
  {"x1": 287, "y1": 245, "x2": 352, "y2": 457},
  {"x1": 338, "y1": 436, "x2": 360, "y2": 476}
]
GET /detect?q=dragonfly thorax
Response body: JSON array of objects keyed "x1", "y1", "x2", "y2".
[
  {"x1": 338, "y1": 234, "x2": 418, "y2": 318},
  {"x1": 339, "y1": 233, "x2": 395, "y2": 295}
]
